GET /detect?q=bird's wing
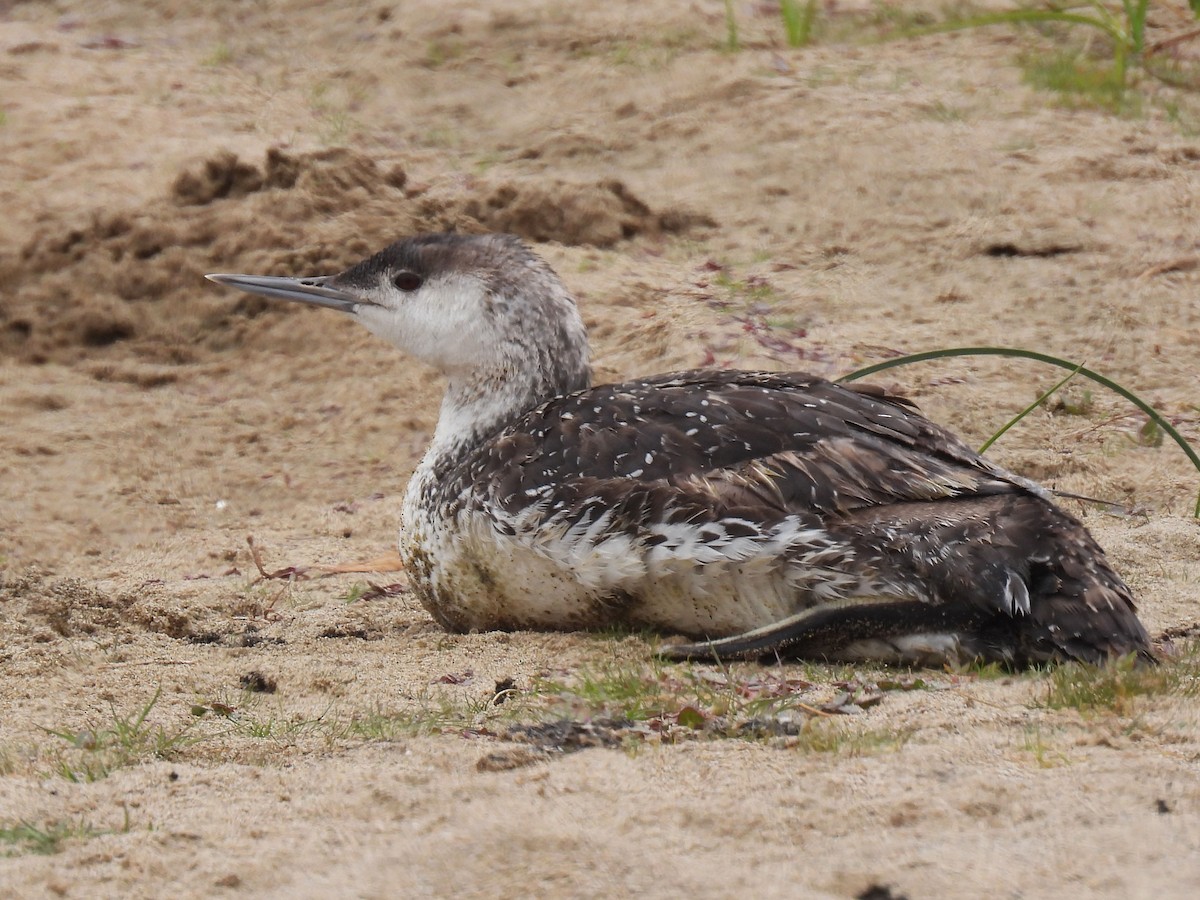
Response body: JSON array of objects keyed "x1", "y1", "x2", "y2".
[{"x1": 475, "y1": 368, "x2": 1038, "y2": 528}]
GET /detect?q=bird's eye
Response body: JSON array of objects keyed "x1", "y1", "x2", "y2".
[{"x1": 393, "y1": 271, "x2": 423, "y2": 292}]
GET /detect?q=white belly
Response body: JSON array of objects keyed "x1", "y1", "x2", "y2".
[{"x1": 401, "y1": 505, "x2": 863, "y2": 639}]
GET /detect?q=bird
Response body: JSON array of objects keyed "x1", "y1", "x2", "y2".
[{"x1": 207, "y1": 232, "x2": 1153, "y2": 667}]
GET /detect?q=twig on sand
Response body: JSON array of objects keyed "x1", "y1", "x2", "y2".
[
  {"x1": 313, "y1": 552, "x2": 405, "y2": 574},
  {"x1": 246, "y1": 536, "x2": 405, "y2": 584},
  {"x1": 247, "y1": 535, "x2": 311, "y2": 581},
  {"x1": 1137, "y1": 257, "x2": 1198, "y2": 280}
]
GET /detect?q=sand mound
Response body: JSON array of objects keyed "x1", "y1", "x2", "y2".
[
  {"x1": 0, "y1": 571, "x2": 193, "y2": 646},
  {"x1": 463, "y1": 178, "x2": 714, "y2": 247},
  {"x1": 2, "y1": 149, "x2": 710, "y2": 367}
]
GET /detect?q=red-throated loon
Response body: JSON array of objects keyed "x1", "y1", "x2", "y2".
[{"x1": 207, "y1": 232, "x2": 1152, "y2": 667}]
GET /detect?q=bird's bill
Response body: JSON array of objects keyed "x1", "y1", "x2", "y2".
[{"x1": 204, "y1": 273, "x2": 359, "y2": 313}]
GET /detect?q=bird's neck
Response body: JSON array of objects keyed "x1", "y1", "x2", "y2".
[
  {"x1": 404, "y1": 282, "x2": 592, "y2": 514},
  {"x1": 420, "y1": 359, "x2": 592, "y2": 483}
]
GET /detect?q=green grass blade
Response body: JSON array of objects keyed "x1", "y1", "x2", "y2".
[
  {"x1": 898, "y1": 10, "x2": 1123, "y2": 45},
  {"x1": 978, "y1": 361, "x2": 1084, "y2": 454},
  {"x1": 837, "y1": 347, "x2": 1200, "y2": 517},
  {"x1": 1127, "y1": 0, "x2": 1148, "y2": 54},
  {"x1": 129, "y1": 684, "x2": 162, "y2": 734},
  {"x1": 723, "y1": 0, "x2": 739, "y2": 51},
  {"x1": 781, "y1": 0, "x2": 818, "y2": 48}
]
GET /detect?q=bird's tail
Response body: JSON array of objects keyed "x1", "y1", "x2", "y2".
[
  {"x1": 994, "y1": 504, "x2": 1153, "y2": 665},
  {"x1": 659, "y1": 497, "x2": 1153, "y2": 667}
]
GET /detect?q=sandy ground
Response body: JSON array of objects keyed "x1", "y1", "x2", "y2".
[{"x1": 2, "y1": 1, "x2": 1200, "y2": 897}]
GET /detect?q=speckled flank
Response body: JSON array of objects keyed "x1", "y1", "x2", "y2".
[{"x1": 214, "y1": 232, "x2": 1153, "y2": 667}]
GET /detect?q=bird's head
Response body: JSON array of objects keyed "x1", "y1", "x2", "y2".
[{"x1": 207, "y1": 233, "x2": 591, "y2": 400}]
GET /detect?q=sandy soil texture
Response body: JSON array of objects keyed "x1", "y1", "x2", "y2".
[{"x1": 2, "y1": 1, "x2": 1200, "y2": 897}]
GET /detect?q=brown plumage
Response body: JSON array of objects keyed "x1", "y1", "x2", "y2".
[{"x1": 208, "y1": 233, "x2": 1154, "y2": 667}]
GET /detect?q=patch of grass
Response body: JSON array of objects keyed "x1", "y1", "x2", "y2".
[
  {"x1": 164, "y1": 659, "x2": 929, "y2": 758},
  {"x1": 341, "y1": 581, "x2": 371, "y2": 603},
  {"x1": 308, "y1": 80, "x2": 365, "y2": 146},
  {"x1": 789, "y1": 658, "x2": 863, "y2": 684},
  {"x1": 900, "y1": 1, "x2": 1200, "y2": 101},
  {"x1": 780, "y1": 0, "x2": 819, "y2": 48},
  {"x1": 422, "y1": 126, "x2": 464, "y2": 150},
  {"x1": 43, "y1": 687, "x2": 196, "y2": 782},
  {"x1": 343, "y1": 708, "x2": 427, "y2": 742},
  {"x1": 473, "y1": 151, "x2": 504, "y2": 174},
  {"x1": 202, "y1": 43, "x2": 233, "y2": 66},
  {"x1": 697, "y1": 265, "x2": 814, "y2": 366},
  {"x1": 715, "y1": 0, "x2": 820, "y2": 51},
  {"x1": 584, "y1": 622, "x2": 663, "y2": 646},
  {"x1": 543, "y1": 660, "x2": 671, "y2": 721},
  {"x1": 229, "y1": 708, "x2": 320, "y2": 741},
  {"x1": 921, "y1": 100, "x2": 968, "y2": 122},
  {"x1": 868, "y1": 3, "x2": 939, "y2": 31},
  {"x1": 1019, "y1": 50, "x2": 1128, "y2": 111},
  {"x1": 344, "y1": 699, "x2": 486, "y2": 741},
  {"x1": 0, "y1": 819, "x2": 106, "y2": 857},
  {"x1": 0, "y1": 745, "x2": 19, "y2": 776},
  {"x1": 765, "y1": 314, "x2": 806, "y2": 332},
  {"x1": 339, "y1": 680, "x2": 544, "y2": 744},
  {"x1": 1039, "y1": 647, "x2": 1200, "y2": 716},
  {"x1": 723, "y1": 0, "x2": 739, "y2": 52},
  {"x1": 1148, "y1": 54, "x2": 1200, "y2": 93},
  {"x1": 1048, "y1": 386, "x2": 1094, "y2": 418},
  {"x1": 319, "y1": 110, "x2": 353, "y2": 145},
  {"x1": 998, "y1": 136, "x2": 1037, "y2": 153},
  {"x1": 572, "y1": 31, "x2": 706, "y2": 67},
  {"x1": 534, "y1": 656, "x2": 918, "y2": 751},
  {"x1": 185, "y1": 683, "x2": 537, "y2": 752},
  {"x1": 609, "y1": 42, "x2": 635, "y2": 67},
  {"x1": 787, "y1": 720, "x2": 915, "y2": 755},
  {"x1": 1132, "y1": 416, "x2": 1163, "y2": 448},
  {"x1": 188, "y1": 688, "x2": 338, "y2": 744},
  {"x1": 424, "y1": 38, "x2": 465, "y2": 69},
  {"x1": 978, "y1": 366, "x2": 1089, "y2": 454},
  {"x1": 608, "y1": 39, "x2": 684, "y2": 70},
  {"x1": 875, "y1": 2, "x2": 1200, "y2": 124},
  {"x1": 954, "y1": 659, "x2": 1018, "y2": 681},
  {"x1": 1162, "y1": 98, "x2": 1200, "y2": 137},
  {"x1": 713, "y1": 271, "x2": 778, "y2": 305},
  {"x1": 1021, "y1": 724, "x2": 1070, "y2": 768}
]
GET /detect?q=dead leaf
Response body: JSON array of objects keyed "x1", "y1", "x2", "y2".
[
  {"x1": 312, "y1": 552, "x2": 405, "y2": 574},
  {"x1": 357, "y1": 582, "x2": 409, "y2": 601},
  {"x1": 246, "y1": 535, "x2": 311, "y2": 581}
]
